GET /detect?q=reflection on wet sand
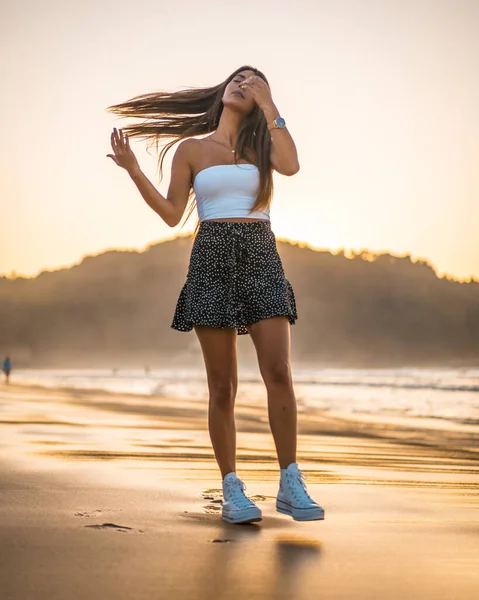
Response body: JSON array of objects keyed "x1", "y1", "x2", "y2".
[
  {"x1": 4, "y1": 382, "x2": 476, "y2": 490},
  {"x1": 1, "y1": 383, "x2": 478, "y2": 599}
]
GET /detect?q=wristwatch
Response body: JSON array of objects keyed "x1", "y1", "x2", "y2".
[{"x1": 268, "y1": 116, "x2": 286, "y2": 131}]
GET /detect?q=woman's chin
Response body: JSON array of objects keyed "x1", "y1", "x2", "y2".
[{"x1": 223, "y1": 99, "x2": 254, "y2": 114}]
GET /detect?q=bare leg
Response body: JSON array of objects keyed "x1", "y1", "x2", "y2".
[
  {"x1": 194, "y1": 326, "x2": 238, "y2": 479},
  {"x1": 247, "y1": 317, "x2": 297, "y2": 469}
]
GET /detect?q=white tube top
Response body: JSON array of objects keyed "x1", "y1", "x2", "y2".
[{"x1": 193, "y1": 163, "x2": 270, "y2": 222}]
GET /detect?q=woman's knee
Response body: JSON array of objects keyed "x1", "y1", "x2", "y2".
[
  {"x1": 261, "y1": 361, "x2": 292, "y2": 389},
  {"x1": 208, "y1": 378, "x2": 237, "y2": 409}
]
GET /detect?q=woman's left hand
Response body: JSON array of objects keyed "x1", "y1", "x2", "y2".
[{"x1": 239, "y1": 76, "x2": 274, "y2": 111}]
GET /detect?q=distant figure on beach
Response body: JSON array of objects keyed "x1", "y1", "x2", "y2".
[
  {"x1": 107, "y1": 65, "x2": 325, "y2": 525},
  {"x1": 3, "y1": 356, "x2": 12, "y2": 384}
]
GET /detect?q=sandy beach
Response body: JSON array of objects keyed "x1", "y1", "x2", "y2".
[{"x1": 0, "y1": 381, "x2": 478, "y2": 600}]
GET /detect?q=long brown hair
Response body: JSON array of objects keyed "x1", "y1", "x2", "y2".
[{"x1": 106, "y1": 65, "x2": 274, "y2": 230}]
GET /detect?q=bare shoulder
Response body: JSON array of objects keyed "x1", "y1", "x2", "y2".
[
  {"x1": 173, "y1": 138, "x2": 199, "y2": 161},
  {"x1": 177, "y1": 137, "x2": 207, "y2": 154},
  {"x1": 173, "y1": 138, "x2": 204, "y2": 170}
]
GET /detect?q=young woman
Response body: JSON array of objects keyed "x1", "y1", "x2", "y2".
[{"x1": 107, "y1": 65, "x2": 325, "y2": 524}]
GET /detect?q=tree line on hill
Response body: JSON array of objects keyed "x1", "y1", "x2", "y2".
[{"x1": 1, "y1": 236, "x2": 478, "y2": 368}]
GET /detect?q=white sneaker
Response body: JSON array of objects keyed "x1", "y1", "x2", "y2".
[
  {"x1": 222, "y1": 472, "x2": 262, "y2": 524},
  {"x1": 276, "y1": 463, "x2": 325, "y2": 521}
]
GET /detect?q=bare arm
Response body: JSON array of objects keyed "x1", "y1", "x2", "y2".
[
  {"x1": 107, "y1": 128, "x2": 193, "y2": 227},
  {"x1": 239, "y1": 76, "x2": 300, "y2": 176},
  {"x1": 262, "y1": 102, "x2": 300, "y2": 176}
]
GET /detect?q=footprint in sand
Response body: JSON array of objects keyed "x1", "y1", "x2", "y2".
[
  {"x1": 203, "y1": 504, "x2": 221, "y2": 514},
  {"x1": 85, "y1": 523, "x2": 144, "y2": 533},
  {"x1": 74, "y1": 509, "x2": 121, "y2": 518},
  {"x1": 202, "y1": 488, "x2": 223, "y2": 502},
  {"x1": 74, "y1": 510, "x2": 103, "y2": 518},
  {"x1": 201, "y1": 488, "x2": 273, "y2": 513}
]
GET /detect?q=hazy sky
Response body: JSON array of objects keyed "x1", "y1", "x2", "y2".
[{"x1": 1, "y1": 0, "x2": 478, "y2": 280}]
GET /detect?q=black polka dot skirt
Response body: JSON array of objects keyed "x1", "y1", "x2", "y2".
[{"x1": 171, "y1": 220, "x2": 298, "y2": 335}]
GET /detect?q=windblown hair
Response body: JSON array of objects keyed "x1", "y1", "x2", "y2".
[{"x1": 106, "y1": 65, "x2": 273, "y2": 230}]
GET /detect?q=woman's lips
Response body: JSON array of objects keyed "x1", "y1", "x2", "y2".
[{"x1": 232, "y1": 90, "x2": 244, "y2": 99}]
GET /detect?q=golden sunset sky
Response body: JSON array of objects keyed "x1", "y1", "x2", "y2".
[{"x1": 1, "y1": 0, "x2": 478, "y2": 280}]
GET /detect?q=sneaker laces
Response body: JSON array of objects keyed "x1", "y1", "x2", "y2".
[
  {"x1": 224, "y1": 478, "x2": 253, "y2": 509},
  {"x1": 285, "y1": 468, "x2": 315, "y2": 503}
]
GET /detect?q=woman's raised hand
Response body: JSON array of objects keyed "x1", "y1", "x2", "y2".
[{"x1": 107, "y1": 128, "x2": 140, "y2": 175}]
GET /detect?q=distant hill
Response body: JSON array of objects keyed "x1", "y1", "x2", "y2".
[{"x1": 1, "y1": 236, "x2": 478, "y2": 368}]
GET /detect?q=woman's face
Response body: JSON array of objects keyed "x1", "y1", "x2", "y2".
[{"x1": 222, "y1": 70, "x2": 257, "y2": 114}]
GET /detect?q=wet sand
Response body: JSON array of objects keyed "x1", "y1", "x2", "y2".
[{"x1": 0, "y1": 382, "x2": 478, "y2": 599}]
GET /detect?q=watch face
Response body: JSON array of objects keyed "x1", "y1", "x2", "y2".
[{"x1": 276, "y1": 117, "x2": 286, "y2": 128}]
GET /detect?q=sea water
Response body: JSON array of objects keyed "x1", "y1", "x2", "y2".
[{"x1": 9, "y1": 367, "x2": 479, "y2": 426}]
